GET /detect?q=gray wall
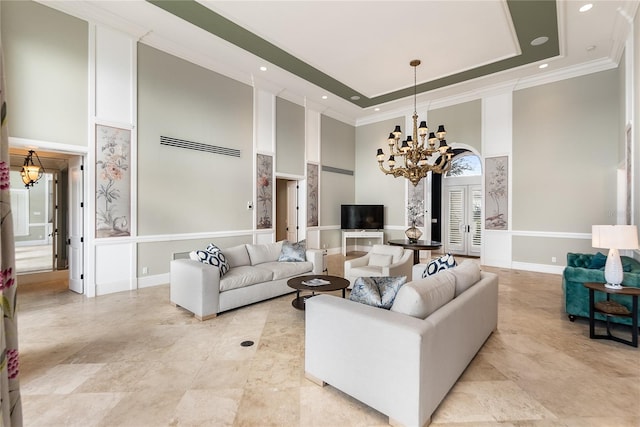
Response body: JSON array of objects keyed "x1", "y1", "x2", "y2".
[
  {"x1": 512, "y1": 69, "x2": 619, "y2": 232},
  {"x1": 320, "y1": 115, "x2": 355, "y2": 249},
  {"x1": 1, "y1": 0, "x2": 88, "y2": 146},
  {"x1": 512, "y1": 69, "x2": 621, "y2": 263},
  {"x1": 276, "y1": 97, "x2": 305, "y2": 176},
  {"x1": 137, "y1": 44, "x2": 254, "y2": 235},
  {"x1": 428, "y1": 100, "x2": 482, "y2": 152},
  {"x1": 355, "y1": 117, "x2": 405, "y2": 239}
]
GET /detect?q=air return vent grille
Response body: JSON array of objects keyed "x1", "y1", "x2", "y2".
[
  {"x1": 160, "y1": 136, "x2": 240, "y2": 158},
  {"x1": 322, "y1": 165, "x2": 353, "y2": 176}
]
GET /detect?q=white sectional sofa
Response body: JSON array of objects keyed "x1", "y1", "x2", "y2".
[
  {"x1": 305, "y1": 260, "x2": 498, "y2": 427},
  {"x1": 170, "y1": 241, "x2": 325, "y2": 320}
]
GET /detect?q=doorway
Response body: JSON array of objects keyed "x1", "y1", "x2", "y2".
[
  {"x1": 9, "y1": 149, "x2": 84, "y2": 291},
  {"x1": 275, "y1": 178, "x2": 299, "y2": 242},
  {"x1": 440, "y1": 151, "x2": 483, "y2": 257}
]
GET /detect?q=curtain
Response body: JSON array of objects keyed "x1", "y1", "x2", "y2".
[{"x1": 0, "y1": 46, "x2": 22, "y2": 426}]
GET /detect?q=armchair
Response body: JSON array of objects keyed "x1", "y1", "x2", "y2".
[
  {"x1": 563, "y1": 252, "x2": 640, "y2": 325},
  {"x1": 344, "y1": 244, "x2": 412, "y2": 288}
]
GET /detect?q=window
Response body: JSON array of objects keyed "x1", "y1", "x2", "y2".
[{"x1": 445, "y1": 153, "x2": 482, "y2": 177}]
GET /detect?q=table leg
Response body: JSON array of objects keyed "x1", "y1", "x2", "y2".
[
  {"x1": 413, "y1": 250, "x2": 420, "y2": 265},
  {"x1": 588, "y1": 288, "x2": 595, "y2": 339},
  {"x1": 632, "y1": 295, "x2": 638, "y2": 348}
]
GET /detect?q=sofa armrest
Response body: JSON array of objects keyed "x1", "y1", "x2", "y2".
[
  {"x1": 382, "y1": 249, "x2": 413, "y2": 279},
  {"x1": 306, "y1": 249, "x2": 326, "y2": 274},
  {"x1": 305, "y1": 295, "x2": 430, "y2": 426},
  {"x1": 170, "y1": 259, "x2": 221, "y2": 320}
]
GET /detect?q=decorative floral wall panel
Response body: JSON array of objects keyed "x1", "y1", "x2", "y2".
[
  {"x1": 307, "y1": 163, "x2": 318, "y2": 227},
  {"x1": 485, "y1": 156, "x2": 508, "y2": 230},
  {"x1": 96, "y1": 124, "x2": 131, "y2": 237},
  {"x1": 256, "y1": 154, "x2": 273, "y2": 229}
]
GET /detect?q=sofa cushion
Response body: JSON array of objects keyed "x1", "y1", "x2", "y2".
[
  {"x1": 219, "y1": 266, "x2": 273, "y2": 292},
  {"x1": 369, "y1": 245, "x2": 406, "y2": 263},
  {"x1": 246, "y1": 241, "x2": 284, "y2": 265},
  {"x1": 422, "y1": 253, "x2": 457, "y2": 278},
  {"x1": 278, "y1": 240, "x2": 307, "y2": 262},
  {"x1": 189, "y1": 249, "x2": 230, "y2": 277},
  {"x1": 369, "y1": 253, "x2": 393, "y2": 267},
  {"x1": 390, "y1": 271, "x2": 456, "y2": 319},
  {"x1": 449, "y1": 259, "x2": 481, "y2": 297},
  {"x1": 224, "y1": 244, "x2": 250, "y2": 268},
  {"x1": 588, "y1": 252, "x2": 607, "y2": 269},
  {"x1": 349, "y1": 276, "x2": 407, "y2": 309},
  {"x1": 256, "y1": 261, "x2": 313, "y2": 280}
]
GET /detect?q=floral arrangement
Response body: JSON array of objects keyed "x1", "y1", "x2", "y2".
[{"x1": 407, "y1": 199, "x2": 424, "y2": 226}]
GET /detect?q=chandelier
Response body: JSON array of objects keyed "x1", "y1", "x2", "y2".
[
  {"x1": 376, "y1": 60, "x2": 453, "y2": 186},
  {"x1": 21, "y1": 150, "x2": 45, "y2": 188}
]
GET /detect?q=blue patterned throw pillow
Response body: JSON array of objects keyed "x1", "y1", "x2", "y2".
[
  {"x1": 192, "y1": 246, "x2": 230, "y2": 277},
  {"x1": 278, "y1": 240, "x2": 306, "y2": 262},
  {"x1": 422, "y1": 253, "x2": 457, "y2": 278},
  {"x1": 349, "y1": 276, "x2": 407, "y2": 309}
]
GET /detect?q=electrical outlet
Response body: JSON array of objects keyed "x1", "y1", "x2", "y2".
[
  {"x1": 142, "y1": 267, "x2": 149, "y2": 275},
  {"x1": 551, "y1": 257, "x2": 557, "y2": 263}
]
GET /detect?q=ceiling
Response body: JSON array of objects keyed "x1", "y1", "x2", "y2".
[{"x1": 40, "y1": 0, "x2": 638, "y2": 124}]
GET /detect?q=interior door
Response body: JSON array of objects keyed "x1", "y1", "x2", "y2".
[
  {"x1": 445, "y1": 185, "x2": 482, "y2": 256},
  {"x1": 286, "y1": 180, "x2": 298, "y2": 242},
  {"x1": 50, "y1": 172, "x2": 58, "y2": 270},
  {"x1": 68, "y1": 156, "x2": 84, "y2": 294}
]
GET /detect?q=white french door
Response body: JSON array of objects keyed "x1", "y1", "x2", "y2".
[
  {"x1": 68, "y1": 156, "x2": 84, "y2": 294},
  {"x1": 445, "y1": 185, "x2": 482, "y2": 256}
]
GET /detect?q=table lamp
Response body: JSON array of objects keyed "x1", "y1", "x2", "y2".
[{"x1": 592, "y1": 225, "x2": 639, "y2": 289}]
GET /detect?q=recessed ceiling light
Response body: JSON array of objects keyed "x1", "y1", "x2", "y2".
[
  {"x1": 350, "y1": 95, "x2": 360, "y2": 101},
  {"x1": 374, "y1": 108, "x2": 380, "y2": 112},
  {"x1": 579, "y1": 3, "x2": 593, "y2": 12},
  {"x1": 259, "y1": 66, "x2": 267, "y2": 71},
  {"x1": 539, "y1": 63, "x2": 549, "y2": 69},
  {"x1": 322, "y1": 95, "x2": 328, "y2": 100},
  {"x1": 531, "y1": 36, "x2": 549, "y2": 46}
]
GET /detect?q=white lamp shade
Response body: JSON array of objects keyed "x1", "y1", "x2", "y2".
[{"x1": 592, "y1": 225, "x2": 639, "y2": 250}]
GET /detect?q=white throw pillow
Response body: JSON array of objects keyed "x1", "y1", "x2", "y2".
[
  {"x1": 223, "y1": 245, "x2": 250, "y2": 267},
  {"x1": 422, "y1": 253, "x2": 457, "y2": 278},
  {"x1": 246, "y1": 241, "x2": 284, "y2": 265},
  {"x1": 368, "y1": 253, "x2": 393, "y2": 267},
  {"x1": 390, "y1": 271, "x2": 455, "y2": 319},
  {"x1": 449, "y1": 259, "x2": 481, "y2": 297}
]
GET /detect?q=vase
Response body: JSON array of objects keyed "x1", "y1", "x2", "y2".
[{"x1": 405, "y1": 223, "x2": 422, "y2": 243}]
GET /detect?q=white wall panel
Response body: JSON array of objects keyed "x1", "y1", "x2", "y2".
[
  {"x1": 255, "y1": 89, "x2": 275, "y2": 153},
  {"x1": 95, "y1": 26, "x2": 134, "y2": 124},
  {"x1": 482, "y1": 93, "x2": 512, "y2": 157},
  {"x1": 482, "y1": 231, "x2": 512, "y2": 268},
  {"x1": 306, "y1": 110, "x2": 321, "y2": 163},
  {"x1": 95, "y1": 243, "x2": 134, "y2": 295}
]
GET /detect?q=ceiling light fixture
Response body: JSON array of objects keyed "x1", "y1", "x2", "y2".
[
  {"x1": 530, "y1": 36, "x2": 549, "y2": 46},
  {"x1": 579, "y1": 3, "x2": 593, "y2": 12},
  {"x1": 376, "y1": 60, "x2": 453, "y2": 187},
  {"x1": 259, "y1": 66, "x2": 267, "y2": 71},
  {"x1": 539, "y1": 63, "x2": 549, "y2": 69},
  {"x1": 21, "y1": 150, "x2": 45, "y2": 188}
]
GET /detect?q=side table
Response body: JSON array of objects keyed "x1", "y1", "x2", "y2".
[{"x1": 583, "y1": 282, "x2": 640, "y2": 347}]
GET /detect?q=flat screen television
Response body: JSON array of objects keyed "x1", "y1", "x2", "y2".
[{"x1": 341, "y1": 204, "x2": 384, "y2": 230}]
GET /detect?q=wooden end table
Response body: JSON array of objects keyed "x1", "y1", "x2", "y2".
[
  {"x1": 287, "y1": 274, "x2": 349, "y2": 310},
  {"x1": 583, "y1": 282, "x2": 640, "y2": 347},
  {"x1": 388, "y1": 239, "x2": 442, "y2": 264}
]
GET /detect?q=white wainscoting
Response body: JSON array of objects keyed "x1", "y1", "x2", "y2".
[{"x1": 95, "y1": 242, "x2": 134, "y2": 295}]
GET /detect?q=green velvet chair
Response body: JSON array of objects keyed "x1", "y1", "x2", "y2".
[{"x1": 563, "y1": 252, "x2": 640, "y2": 325}]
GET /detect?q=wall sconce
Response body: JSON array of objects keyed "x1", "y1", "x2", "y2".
[{"x1": 21, "y1": 150, "x2": 44, "y2": 188}]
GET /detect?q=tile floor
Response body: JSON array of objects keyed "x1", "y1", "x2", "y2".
[{"x1": 15, "y1": 254, "x2": 640, "y2": 426}]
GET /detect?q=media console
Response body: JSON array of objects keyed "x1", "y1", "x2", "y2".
[{"x1": 341, "y1": 230, "x2": 384, "y2": 256}]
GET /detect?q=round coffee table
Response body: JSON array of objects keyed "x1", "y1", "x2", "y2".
[
  {"x1": 287, "y1": 274, "x2": 350, "y2": 310},
  {"x1": 388, "y1": 239, "x2": 442, "y2": 264}
]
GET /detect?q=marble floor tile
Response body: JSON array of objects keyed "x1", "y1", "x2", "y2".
[{"x1": 15, "y1": 255, "x2": 640, "y2": 426}]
